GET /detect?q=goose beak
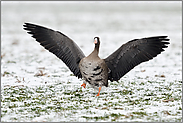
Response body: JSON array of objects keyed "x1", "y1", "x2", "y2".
[{"x1": 94, "y1": 39, "x2": 98, "y2": 44}]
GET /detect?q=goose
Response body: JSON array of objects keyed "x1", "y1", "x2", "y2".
[{"x1": 23, "y1": 23, "x2": 170, "y2": 96}]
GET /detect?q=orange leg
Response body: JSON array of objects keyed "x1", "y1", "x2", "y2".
[
  {"x1": 96, "y1": 87, "x2": 102, "y2": 96},
  {"x1": 81, "y1": 83, "x2": 86, "y2": 88}
]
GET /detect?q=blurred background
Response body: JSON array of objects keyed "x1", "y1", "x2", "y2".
[{"x1": 2, "y1": 1, "x2": 181, "y2": 57}]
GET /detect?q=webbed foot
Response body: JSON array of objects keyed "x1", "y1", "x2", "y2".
[
  {"x1": 81, "y1": 83, "x2": 86, "y2": 88},
  {"x1": 96, "y1": 87, "x2": 101, "y2": 96}
]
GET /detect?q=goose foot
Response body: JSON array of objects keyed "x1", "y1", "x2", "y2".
[
  {"x1": 96, "y1": 87, "x2": 101, "y2": 96},
  {"x1": 81, "y1": 83, "x2": 86, "y2": 88}
]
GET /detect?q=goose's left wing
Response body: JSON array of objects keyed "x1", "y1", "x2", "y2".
[{"x1": 104, "y1": 36, "x2": 170, "y2": 81}]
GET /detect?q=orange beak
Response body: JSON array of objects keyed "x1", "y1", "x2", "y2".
[{"x1": 94, "y1": 39, "x2": 97, "y2": 44}]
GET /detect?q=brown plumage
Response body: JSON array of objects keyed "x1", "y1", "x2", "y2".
[
  {"x1": 23, "y1": 23, "x2": 170, "y2": 96},
  {"x1": 79, "y1": 37, "x2": 108, "y2": 96}
]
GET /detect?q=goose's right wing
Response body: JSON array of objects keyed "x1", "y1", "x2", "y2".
[{"x1": 23, "y1": 23, "x2": 85, "y2": 78}]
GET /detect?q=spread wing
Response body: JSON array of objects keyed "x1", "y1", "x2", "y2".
[
  {"x1": 23, "y1": 23, "x2": 85, "y2": 78},
  {"x1": 104, "y1": 36, "x2": 170, "y2": 81}
]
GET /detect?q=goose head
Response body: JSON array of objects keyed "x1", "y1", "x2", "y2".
[
  {"x1": 94, "y1": 37, "x2": 100, "y2": 46},
  {"x1": 94, "y1": 37, "x2": 100, "y2": 54}
]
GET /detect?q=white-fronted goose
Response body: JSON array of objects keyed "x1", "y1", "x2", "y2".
[{"x1": 23, "y1": 23, "x2": 170, "y2": 96}]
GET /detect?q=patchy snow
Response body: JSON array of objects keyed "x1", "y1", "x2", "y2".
[{"x1": 1, "y1": 1, "x2": 182, "y2": 122}]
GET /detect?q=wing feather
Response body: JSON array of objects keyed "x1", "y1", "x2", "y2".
[
  {"x1": 23, "y1": 23, "x2": 85, "y2": 78},
  {"x1": 104, "y1": 36, "x2": 170, "y2": 81}
]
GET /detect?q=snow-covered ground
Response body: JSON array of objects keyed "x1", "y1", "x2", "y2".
[{"x1": 1, "y1": 1, "x2": 182, "y2": 122}]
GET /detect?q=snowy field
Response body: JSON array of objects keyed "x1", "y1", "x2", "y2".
[{"x1": 1, "y1": 1, "x2": 182, "y2": 122}]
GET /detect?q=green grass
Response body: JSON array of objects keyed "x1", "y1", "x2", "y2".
[{"x1": 1, "y1": 78, "x2": 182, "y2": 122}]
